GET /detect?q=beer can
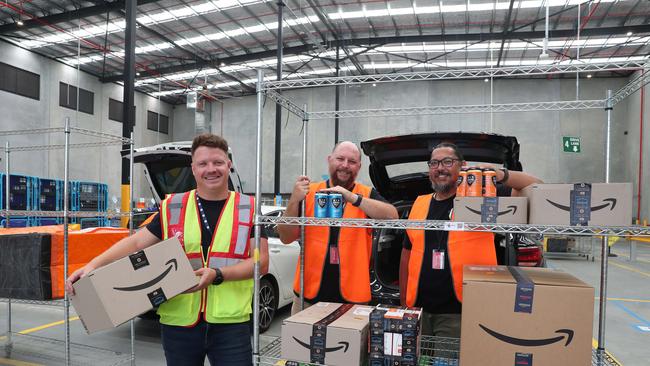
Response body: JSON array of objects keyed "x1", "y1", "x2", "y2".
[
  {"x1": 328, "y1": 193, "x2": 344, "y2": 218},
  {"x1": 457, "y1": 168, "x2": 468, "y2": 197},
  {"x1": 483, "y1": 168, "x2": 497, "y2": 197},
  {"x1": 314, "y1": 192, "x2": 328, "y2": 218},
  {"x1": 466, "y1": 167, "x2": 483, "y2": 197}
]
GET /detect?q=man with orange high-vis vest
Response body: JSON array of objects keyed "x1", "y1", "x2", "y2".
[
  {"x1": 399, "y1": 142, "x2": 541, "y2": 338},
  {"x1": 66, "y1": 134, "x2": 269, "y2": 366},
  {"x1": 278, "y1": 141, "x2": 398, "y2": 314}
]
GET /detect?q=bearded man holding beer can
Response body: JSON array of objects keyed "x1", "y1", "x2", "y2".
[
  {"x1": 278, "y1": 141, "x2": 398, "y2": 314},
  {"x1": 399, "y1": 142, "x2": 542, "y2": 338}
]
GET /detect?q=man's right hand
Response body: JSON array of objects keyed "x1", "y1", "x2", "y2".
[
  {"x1": 290, "y1": 175, "x2": 311, "y2": 203},
  {"x1": 65, "y1": 264, "x2": 96, "y2": 296}
]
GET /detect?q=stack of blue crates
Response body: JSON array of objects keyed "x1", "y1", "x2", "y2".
[
  {"x1": 0, "y1": 173, "x2": 39, "y2": 228},
  {"x1": 0, "y1": 174, "x2": 110, "y2": 228},
  {"x1": 69, "y1": 181, "x2": 109, "y2": 228}
]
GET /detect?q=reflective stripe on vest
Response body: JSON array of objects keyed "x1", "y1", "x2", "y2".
[
  {"x1": 293, "y1": 181, "x2": 373, "y2": 303},
  {"x1": 157, "y1": 190, "x2": 254, "y2": 326},
  {"x1": 405, "y1": 193, "x2": 496, "y2": 305}
]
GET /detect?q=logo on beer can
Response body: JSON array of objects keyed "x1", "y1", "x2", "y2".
[
  {"x1": 314, "y1": 193, "x2": 328, "y2": 218},
  {"x1": 467, "y1": 175, "x2": 475, "y2": 185},
  {"x1": 328, "y1": 193, "x2": 343, "y2": 218}
]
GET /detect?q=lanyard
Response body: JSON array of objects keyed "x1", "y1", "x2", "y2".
[{"x1": 196, "y1": 195, "x2": 211, "y2": 232}]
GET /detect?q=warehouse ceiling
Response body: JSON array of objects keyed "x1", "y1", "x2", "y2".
[{"x1": 0, "y1": 0, "x2": 648, "y2": 104}]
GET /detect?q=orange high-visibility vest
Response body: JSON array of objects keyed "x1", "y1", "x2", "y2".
[
  {"x1": 293, "y1": 181, "x2": 373, "y2": 303},
  {"x1": 405, "y1": 193, "x2": 496, "y2": 305}
]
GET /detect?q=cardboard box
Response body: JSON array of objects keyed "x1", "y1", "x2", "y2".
[
  {"x1": 281, "y1": 302, "x2": 373, "y2": 366},
  {"x1": 460, "y1": 265, "x2": 594, "y2": 366},
  {"x1": 453, "y1": 197, "x2": 528, "y2": 224},
  {"x1": 369, "y1": 305, "x2": 422, "y2": 366},
  {"x1": 522, "y1": 183, "x2": 632, "y2": 226},
  {"x1": 70, "y1": 237, "x2": 197, "y2": 333}
]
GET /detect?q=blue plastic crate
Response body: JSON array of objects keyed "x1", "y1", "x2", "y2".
[
  {"x1": 0, "y1": 173, "x2": 38, "y2": 211},
  {"x1": 79, "y1": 217, "x2": 108, "y2": 229},
  {"x1": 35, "y1": 217, "x2": 62, "y2": 226},
  {"x1": 38, "y1": 178, "x2": 65, "y2": 211},
  {"x1": 69, "y1": 181, "x2": 108, "y2": 212},
  {"x1": 0, "y1": 216, "x2": 32, "y2": 228}
]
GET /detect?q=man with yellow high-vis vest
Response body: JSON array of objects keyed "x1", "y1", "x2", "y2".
[
  {"x1": 66, "y1": 134, "x2": 269, "y2": 366},
  {"x1": 399, "y1": 142, "x2": 541, "y2": 338},
  {"x1": 278, "y1": 141, "x2": 398, "y2": 314}
]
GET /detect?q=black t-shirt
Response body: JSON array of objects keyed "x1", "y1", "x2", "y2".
[
  {"x1": 402, "y1": 184, "x2": 512, "y2": 314},
  {"x1": 306, "y1": 182, "x2": 388, "y2": 304},
  {"x1": 146, "y1": 194, "x2": 266, "y2": 261},
  {"x1": 403, "y1": 195, "x2": 460, "y2": 314}
]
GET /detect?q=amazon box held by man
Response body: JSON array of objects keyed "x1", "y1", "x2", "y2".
[
  {"x1": 281, "y1": 302, "x2": 373, "y2": 366},
  {"x1": 453, "y1": 197, "x2": 527, "y2": 224},
  {"x1": 70, "y1": 237, "x2": 197, "y2": 333},
  {"x1": 522, "y1": 183, "x2": 632, "y2": 226},
  {"x1": 460, "y1": 265, "x2": 594, "y2": 366}
]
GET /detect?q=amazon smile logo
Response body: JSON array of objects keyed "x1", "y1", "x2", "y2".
[
  {"x1": 546, "y1": 198, "x2": 617, "y2": 212},
  {"x1": 479, "y1": 324, "x2": 574, "y2": 347},
  {"x1": 466, "y1": 205, "x2": 518, "y2": 216},
  {"x1": 292, "y1": 337, "x2": 349, "y2": 353},
  {"x1": 113, "y1": 258, "x2": 178, "y2": 292}
]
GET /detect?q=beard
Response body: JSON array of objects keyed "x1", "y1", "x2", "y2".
[
  {"x1": 330, "y1": 169, "x2": 356, "y2": 189},
  {"x1": 431, "y1": 170, "x2": 456, "y2": 194}
]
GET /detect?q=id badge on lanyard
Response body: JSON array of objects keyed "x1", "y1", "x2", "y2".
[
  {"x1": 432, "y1": 249, "x2": 445, "y2": 270},
  {"x1": 330, "y1": 247, "x2": 340, "y2": 265}
]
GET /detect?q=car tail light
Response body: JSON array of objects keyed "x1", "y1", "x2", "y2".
[{"x1": 517, "y1": 246, "x2": 542, "y2": 267}]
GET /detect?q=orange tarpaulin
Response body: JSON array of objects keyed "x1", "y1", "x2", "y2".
[
  {"x1": 0, "y1": 224, "x2": 80, "y2": 235},
  {"x1": 50, "y1": 227, "x2": 129, "y2": 299},
  {"x1": 0, "y1": 225, "x2": 128, "y2": 299}
]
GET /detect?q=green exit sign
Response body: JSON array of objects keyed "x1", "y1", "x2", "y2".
[{"x1": 563, "y1": 136, "x2": 581, "y2": 153}]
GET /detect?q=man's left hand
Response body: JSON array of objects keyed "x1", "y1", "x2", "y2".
[
  {"x1": 184, "y1": 268, "x2": 216, "y2": 293},
  {"x1": 320, "y1": 186, "x2": 354, "y2": 203}
]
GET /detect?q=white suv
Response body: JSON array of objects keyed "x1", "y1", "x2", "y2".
[{"x1": 131, "y1": 142, "x2": 298, "y2": 333}]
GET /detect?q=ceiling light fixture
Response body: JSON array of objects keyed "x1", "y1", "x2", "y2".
[
  {"x1": 16, "y1": 19, "x2": 24, "y2": 26},
  {"x1": 587, "y1": 74, "x2": 593, "y2": 78},
  {"x1": 539, "y1": 0, "x2": 550, "y2": 59},
  {"x1": 484, "y1": 78, "x2": 489, "y2": 82},
  {"x1": 627, "y1": 31, "x2": 633, "y2": 36}
]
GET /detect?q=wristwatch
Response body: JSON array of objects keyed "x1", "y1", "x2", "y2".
[
  {"x1": 351, "y1": 194, "x2": 363, "y2": 207},
  {"x1": 212, "y1": 268, "x2": 224, "y2": 286},
  {"x1": 499, "y1": 167, "x2": 510, "y2": 183}
]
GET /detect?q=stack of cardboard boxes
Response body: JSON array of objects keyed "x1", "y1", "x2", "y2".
[{"x1": 454, "y1": 182, "x2": 632, "y2": 226}]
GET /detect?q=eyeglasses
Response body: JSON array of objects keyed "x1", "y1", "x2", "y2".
[{"x1": 427, "y1": 158, "x2": 460, "y2": 168}]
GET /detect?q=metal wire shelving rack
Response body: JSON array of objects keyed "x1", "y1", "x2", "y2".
[
  {"x1": 0, "y1": 119, "x2": 136, "y2": 366},
  {"x1": 252, "y1": 60, "x2": 650, "y2": 366}
]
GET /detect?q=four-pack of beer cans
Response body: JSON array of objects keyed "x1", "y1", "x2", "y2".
[{"x1": 456, "y1": 167, "x2": 497, "y2": 197}]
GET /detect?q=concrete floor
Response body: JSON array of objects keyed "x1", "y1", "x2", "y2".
[{"x1": 1, "y1": 238, "x2": 648, "y2": 366}]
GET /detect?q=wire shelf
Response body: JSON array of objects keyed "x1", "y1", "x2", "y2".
[
  {"x1": 68, "y1": 127, "x2": 131, "y2": 143},
  {"x1": 7, "y1": 141, "x2": 128, "y2": 152},
  {"x1": 1, "y1": 210, "x2": 133, "y2": 218},
  {"x1": 257, "y1": 336, "x2": 619, "y2": 366},
  {"x1": 0, "y1": 298, "x2": 64, "y2": 306},
  {"x1": 255, "y1": 215, "x2": 650, "y2": 237},
  {"x1": 0, "y1": 333, "x2": 132, "y2": 366}
]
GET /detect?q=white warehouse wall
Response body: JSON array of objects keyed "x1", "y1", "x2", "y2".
[{"x1": 0, "y1": 41, "x2": 174, "y2": 203}]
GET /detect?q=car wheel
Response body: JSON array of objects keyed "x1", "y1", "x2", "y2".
[{"x1": 258, "y1": 276, "x2": 278, "y2": 333}]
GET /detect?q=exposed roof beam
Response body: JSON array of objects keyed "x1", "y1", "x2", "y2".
[
  {"x1": 0, "y1": 0, "x2": 160, "y2": 34},
  {"x1": 496, "y1": 0, "x2": 516, "y2": 67},
  {"x1": 101, "y1": 24, "x2": 650, "y2": 82}
]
